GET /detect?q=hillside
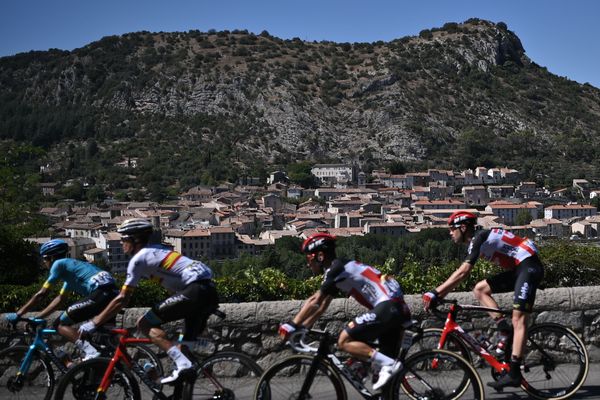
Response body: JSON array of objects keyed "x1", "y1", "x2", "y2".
[{"x1": 1, "y1": 18, "x2": 600, "y2": 189}]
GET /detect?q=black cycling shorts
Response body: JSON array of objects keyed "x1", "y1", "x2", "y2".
[
  {"x1": 486, "y1": 255, "x2": 544, "y2": 312},
  {"x1": 144, "y1": 280, "x2": 219, "y2": 341},
  {"x1": 59, "y1": 284, "x2": 119, "y2": 325},
  {"x1": 344, "y1": 299, "x2": 411, "y2": 357}
]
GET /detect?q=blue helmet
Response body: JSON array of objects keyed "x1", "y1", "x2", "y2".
[{"x1": 40, "y1": 239, "x2": 69, "y2": 257}]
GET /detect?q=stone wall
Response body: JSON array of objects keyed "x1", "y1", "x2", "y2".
[{"x1": 2, "y1": 286, "x2": 600, "y2": 368}]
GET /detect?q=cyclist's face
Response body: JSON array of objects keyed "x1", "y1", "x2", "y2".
[
  {"x1": 121, "y1": 238, "x2": 135, "y2": 255},
  {"x1": 306, "y1": 253, "x2": 323, "y2": 274},
  {"x1": 449, "y1": 226, "x2": 462, "y2": 243},
  {"x1": 41, "y1": 255, "x2": 52, "y2": 269}
]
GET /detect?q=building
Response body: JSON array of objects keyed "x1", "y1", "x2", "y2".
[
  {"x1": 311, "y1": 164, "x2": 354, "y2": 186},
  {"x1": 544, "y1": 204, "x2": 597, "y2": 220},
  {"x1": 485, "y1": 201, "x2": 541, "y2": 225}
]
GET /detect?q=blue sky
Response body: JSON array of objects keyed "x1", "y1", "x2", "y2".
[{"x1": 1, "y1": 0, "x2": 599, "y2": 88}]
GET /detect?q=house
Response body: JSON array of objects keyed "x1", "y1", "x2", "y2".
[
  {"x1": 529, "y1": 218, "x2": 565, "y2": 237},
  {"x1": 164, "y1": 229, "x2": 211, "y2": 260},
  {"x1": 516, "y1": 182, "x2": 537, "y2": 198},
  {"x1": 544, "y1": 204, "x2": 597, "y2": 220},
  {"x1": 412, "y1": 199, "x2": 466, "y2": 210},
  {"x1": 485, "y1": 201, "x2": 541, "y2": 225},
  {"x1": 462, "y1": 186, "x2": 488, "y2": 205},
  {"x1": 96, "y1": 232, "x2": 129, "y2": 273},
  {"x1": 39, "y1": 182, "x2": 59, "y2": 196},
  {"x1": 364, "y1": 222, "x2": 408, "y2": 237},
  {"x1": 379, "y1": 174, "x2": 413, "y2": 189},
  {"x1": 236, "y1": 234, "x2": 271, "y2": 256},
  {"x1": 573, "y1": 179, "x2": 591, "y2": 198},
  {"x1": 311, "y1": 163, "x2": 354, "y2": 186},
  {"x1": 571, "y1": 220, "x2": 593, "y2": 238},
  {"x1": 487, "y1": 185, "x2": 516, "y2": 199},
  {"x1": 267, "y1": 171, "x2": 289, "y2": 184},
  {"x1": 181, "y1": 186, "x2": 213, "y2": 202}
]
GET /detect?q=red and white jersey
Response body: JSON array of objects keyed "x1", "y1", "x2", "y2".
[
  {"x1": 320, "y1": 259, "x2": 404, "y2": 309},
  {"x1": 465, "y1": 228, "x2": 538, "y2": 270},
  {"x1": 123, "y1": 244, "x2": 212, "y2": 293}
]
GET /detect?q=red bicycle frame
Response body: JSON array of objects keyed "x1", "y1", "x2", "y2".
[
  {"x1": 436, "y1": 302, "x2": 510, "y2": 374},
  {"x1": 97, "y1": 328, "x2": 153, "y2": 395}
]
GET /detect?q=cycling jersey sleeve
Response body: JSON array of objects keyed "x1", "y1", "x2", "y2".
[
  {"x1": 320, "y1": 259, "x2": 346, "y2": 297},
  {"x1": 464, "y1": 230, "x2": 490, "y2": 265},
  {"x1": 122, "y1": 256, "x2": 143, "y2": 292},
  {"x1": 43, "y1": 260, "x2": 64, "y2": 289}
]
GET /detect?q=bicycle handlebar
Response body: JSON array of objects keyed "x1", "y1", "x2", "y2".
[{"x1": 287, "y1": 329, "x2": 327, "y2": 354}]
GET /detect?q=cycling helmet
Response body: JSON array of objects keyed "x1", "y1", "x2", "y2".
[
  {"x1": 448, "y1": 211, "x2": 477, "y2": 228},
  {"x1": 40, "y1": 239, "x2": 69, "y2": 257},
  {"x1": 301, "y1": 232, "x2": 336, "y2": 255},
  {"x1": 117, "y1": 218, "x2": 153, "y2": 240}
]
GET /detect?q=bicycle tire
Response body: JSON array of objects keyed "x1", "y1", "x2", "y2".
[
  {"x1": 520, "y1": 323, "x2": 589, "y2": 400},
  {"x1": 0, "y1": 344, "x2": 55, "y2": 400},
  {"x1": 53, "y1": 357, "x2": 141, "y2": 400},
  {"x1": 409, "y1": 328, "x2": 473, "y2": 364},
  {"x1": 254, "y1": 354, "x2": 347, "y2": 400},
  {"x1": 390, "y1": 348, "x2": 484, "y2": 400},
  {"x1": 194, "y1": 351, "x2": 262, "y2": 400},
  {"x1": 0, "y1": 333, "x2": 31, "y2": 350}
]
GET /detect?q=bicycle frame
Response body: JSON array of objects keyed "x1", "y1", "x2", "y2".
[
  {"x1": 96, "y1": 328, "x2": 189, "y2": 400},
  {"x1": 16, "y1": 318, "x2": 69, "y2": 377},
  {"x1": 435, "y1": 302, "x2": 510, "y2": 374}
]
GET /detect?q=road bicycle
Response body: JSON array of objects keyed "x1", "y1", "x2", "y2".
[
  {"x1": 54, "y1": 325, "x2": 193, "y2": 400},
  {"x1": 54, "y1": 308, "x2": 263, "y2": 400},
  {"x1": 254, "y1": 324, "x2": 484, "y2": 400},
  {"x1": 413, "y1": 298, "x2": 589, "y2": 399},
  {"x1": 0, "y1": 316, "x2": 161, "y2": 400},
  {"x1": 152, "y1": 308, "x2": 263, "y2": 400}
]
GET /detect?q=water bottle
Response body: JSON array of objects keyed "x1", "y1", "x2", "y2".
[
  {"x1": 344, "y1": 358, "x2": 369, "y2": 383},
  {"x1": 495, "y1": 332, "x2": 510, "y2": 356},
  {"x1": 143, "y1": 362, "x2": 159, "y2": 381}
]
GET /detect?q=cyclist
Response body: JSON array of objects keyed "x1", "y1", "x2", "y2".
[
  {"x1": 279, "y1": 232, "x2": 411, "y2": 392},
  {"x1": 78, "y1": 218, "x2": 218, "y2": 384},
  {"x1": 5, "y1": 239, "x2": 118, "y2": 361},
  {"x1": 422, "y1": 211, "x2": 544, "y2": 389}
]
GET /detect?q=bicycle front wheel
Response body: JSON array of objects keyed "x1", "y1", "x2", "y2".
[
  {"x1": 390, "y1": 348, "x2": 484, "y2": 400},
  {"x1": 521, "y1": 323, "x2": 589, "y2": 400},
  {"x1": 255, "y1": 354, "x2": 346, "y2": 400},
  {"x1": 194, "y1": 351, "x2": 262, "y2": 400},
  {"x1": 53, "y1": 357, "x2": 140, "y2": 400},
  {"x1": 0, "y1": 345, "x2": 54, "y2": 400}
]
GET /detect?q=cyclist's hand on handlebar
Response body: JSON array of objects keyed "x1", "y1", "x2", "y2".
[
  {"x1": 5, "y1": 313, "x2": 20, "y2": 323},
  {"x1": 422, "y1": 289, "x2": 439, "y2": 311}
]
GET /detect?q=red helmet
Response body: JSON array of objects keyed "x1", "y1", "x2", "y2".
[
  {"x1": 448, "y1": 211, "x2": 477, "y2": 227},
  {"x1": 301, "y1": 232, "x2": 336, "y2": 254}
]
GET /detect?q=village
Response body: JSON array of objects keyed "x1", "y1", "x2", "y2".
[{"x1": 34, "y1": 164, "x2": 600, "y2": 273}]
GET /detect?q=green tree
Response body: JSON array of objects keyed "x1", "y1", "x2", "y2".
[{"x1": 515, "y1": 209, "x2": 533, "y2": 225}]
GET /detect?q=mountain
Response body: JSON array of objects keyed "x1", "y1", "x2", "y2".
[{"x1": 1, "y1": 18, "x2": 600, "y2": 189}]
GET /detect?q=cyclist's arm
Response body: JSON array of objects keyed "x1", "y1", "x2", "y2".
[
  {"x1": 293, "y1": 290, "x2": 333, "y2": 328},
  {"x1": 16, "y1": 285, "x2": 51, "y2": 316},
  {"x1": 37, "y1": 290, "x2": 69, "y2": 319},
  {"x1": 91, "y1": 287, "x2": 133, "y2": 327},
  {"x1": 435, "y1": 261, "x2": 474, "y2": 298}
]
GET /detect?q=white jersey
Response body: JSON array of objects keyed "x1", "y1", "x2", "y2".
[
  {"x1": 321, "y1": 259, "x2": 404, "y2": 309},
  {"x1": 122, "y1": 245, "x2": 212, "y2": 293}
]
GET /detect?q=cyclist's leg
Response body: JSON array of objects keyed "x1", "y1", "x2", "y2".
[
  {"x1": 58, "y1": 284, "x2": 118, "y2": 359},
  {"x1": 490, "y1": 256, "x2": 543, "y2": 390},
  {"x1": 474, "y1": 270, "x2": 514, "y2": 320}
]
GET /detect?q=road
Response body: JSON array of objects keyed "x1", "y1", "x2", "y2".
[{"x1": 344, "y1": 362, "x2": 600, "y2": 399}]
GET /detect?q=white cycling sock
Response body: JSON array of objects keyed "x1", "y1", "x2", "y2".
[
  {"x1": 167, "y1": 345, "x2": 192, "y2": 370},
  {"x1": 370, "y1": 350, "x2": 395, "y2": 367},
  {"x1": 75, "y1": 339, "x2": 99, "y2": 356}
]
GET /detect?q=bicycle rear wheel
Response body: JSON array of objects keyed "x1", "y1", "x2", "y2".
[
  {"x1": 0, "y1": 345, "x2": 54, "y2": 400},
  {"x1": 520, "y1": 323, "x2": 589, "y2": 400},
  {"x1": 194, "y1": 351, "x2": 262, "y2": 400},
  {"x1": 390, "y1": 349, "x2": 484, "y2": 400},
  {"x1": 255, "y1": 354, "x2": 347, "y2": 400},
  {"x1": 53, "y1": 357, "x2": 140, "y2": 400}
]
